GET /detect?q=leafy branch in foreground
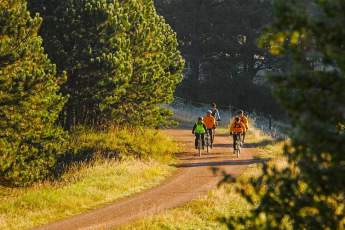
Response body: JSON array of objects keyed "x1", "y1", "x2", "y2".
[{"x1": 223, "y1": 0, "x2": 345, "y2": 229}]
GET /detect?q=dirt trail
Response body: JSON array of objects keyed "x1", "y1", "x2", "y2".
[{"x1": 35, "y1": 129, "x2": 259, "y2": 230}]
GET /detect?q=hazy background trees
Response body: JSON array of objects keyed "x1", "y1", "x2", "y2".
[{"x1": 155, "y1": 0, "x2": 286, "y2": 118}]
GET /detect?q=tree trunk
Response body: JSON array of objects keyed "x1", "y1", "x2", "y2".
[{"x1": 65, "y1": 102, "x2": 74, "y2": 130}]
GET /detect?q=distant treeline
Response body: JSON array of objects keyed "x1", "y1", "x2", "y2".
[
  {"x1": 155, "y1": 0, "x2": 286, "y2": 118},
  {"x1": 0, "y1": 0, "x2": 184, "y2": 185}
]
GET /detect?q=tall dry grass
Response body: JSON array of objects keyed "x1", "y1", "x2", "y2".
[{"x1": 0, "y1": 127, "x2": 179, "y2": 230}]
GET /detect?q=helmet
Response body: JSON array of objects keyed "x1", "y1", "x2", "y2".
[
  {"x1": 198, "y1": 116, "x2": 203, "y2": 121},
  {"x1": 207, "y1": 110, "x2": 212, "y2": 114}
]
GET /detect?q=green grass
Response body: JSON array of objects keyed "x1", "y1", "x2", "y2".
[
  {"x1": 68, "y1": 126, "x2": 180, "y2": 162},
  {"x1": 120, "y1": 127, "x2": 286, "y2": 230},
  {"x1": 0, "y1": 128, "x2": 180, "y2": 230}
]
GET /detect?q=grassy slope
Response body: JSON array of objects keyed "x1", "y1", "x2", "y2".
[
  {"x1": 0, "y1": 128, "x2": 179, "y2": 230},
  {"x1": 120, "y1": 128, "x2": 286, "y2": 230}
]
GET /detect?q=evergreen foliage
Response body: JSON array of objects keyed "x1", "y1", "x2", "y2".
[
  {"x1": 0, "y1": 0, "x2": 66, "y2": 186},
  {"x1": 29, "y1": 0, "x2": 184, "y2": 129},
  {"x1": 225, "y1": 0, "x2": 345, "y2": 228},
  {"x1": 115, "y1": 0, "x2": 184, "y2": 127}
]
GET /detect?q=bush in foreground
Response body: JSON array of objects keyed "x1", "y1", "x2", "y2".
[{"x1": 225, "y1": 0, "x2": 345, "y2": 229}]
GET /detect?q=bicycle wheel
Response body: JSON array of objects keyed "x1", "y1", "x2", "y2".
[
  {"x1": 198, "y1": 137, "x2": 202, "y2": 157},
  {"x1": 235, "y1": 134, "x2": 241, "y2": 158},
  {"x1": 212, "y1": 129, "x2": 216, "y2": 146},
  {"x1": 206, "y1": 135, "x2": 210, "y2": 153}
]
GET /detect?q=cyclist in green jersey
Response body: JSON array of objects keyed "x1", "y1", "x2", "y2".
[{"x1": 192, "y1": 117, "x2": 207, "y2": 149}]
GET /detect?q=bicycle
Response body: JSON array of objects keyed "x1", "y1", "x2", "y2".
[
  {"x1": 206, "y1": 129, "x2": 214, "y2": 149},
  {"x1": 211, "y1": 128, "x2": 215, "y2": 148},
  {"x1": 233, "y1": 132, "x2": 242, "y2": 158}
]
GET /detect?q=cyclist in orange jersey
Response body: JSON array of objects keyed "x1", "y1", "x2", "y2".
[
  {"x1": 229, "y1": 116, "x2": 246, "y2": 153},
  {"x1": 203, "y1": 110, "x2": 216, "y2": 147}
]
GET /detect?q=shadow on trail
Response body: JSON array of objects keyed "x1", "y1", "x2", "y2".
[
  {"x1": 173, "y1": 140, "x2": 191, "y2": 145},
  {"x1": 180, "y1": 156, "x2": 225, "y2": 161},
  {"x1": 216, "y1": 133, "x2": 230, "y2": 137},
  {"x1": 175, "y1": 152, "x2": 194, "y2": 158},
  {"x1": 244, "y1": 139, "x2": 283, "y2": 148},
  {"x1": 174, "y1": 158, "x2": 269, "y2": 168},
  {"x1": 213, "y1": 143, "x2": 231, "y2": 148}
]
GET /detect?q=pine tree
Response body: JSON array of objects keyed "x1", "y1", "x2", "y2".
[
  {"x1": 29, "y1": 0, "x2": 184, "y2": 128},
  {"x1": 113, "y1": 0, "x2": 184, "y2": 127},
  {"x1": 0, "y1": 0, "x2": 66, "y2": 186},
  {"x1": 225, "y1": 0, "x2": 345, "y2": 228},
  {"x1": 29, "y1": 0, "x2": 133, "y2": 129}
]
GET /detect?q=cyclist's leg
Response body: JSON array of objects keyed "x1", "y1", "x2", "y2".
[
  {"x1": 195, "y1": 133, "x2": 199, "y2": 149},
  {"x1": 200, "y1": 133, "x2": 205, "y2": 148},
  {"x1": 236, "y1": 134, "x2": 240, "y2": 148},
  {"x1": 232, "y1": 134, "x2": 236, "y2": 151},
  {"x1": 211, "y1": 129, "x2": 215, "y2": 147},
  {"x1": 208, "y1": 129, "x2": 213, "y2": 144}
]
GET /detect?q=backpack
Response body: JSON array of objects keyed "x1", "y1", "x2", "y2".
[{"x1": 234, "y1": 122, "x2": 242, "y2": 129}]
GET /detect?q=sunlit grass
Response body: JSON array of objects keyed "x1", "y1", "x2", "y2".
[
  {"x1": 69, "y1": 126, "x2": 181, "y2": 163},
  {"x1": 0, "y1": 128, "x2": 179, "y2": 230},
  {"x1": 120, "y1": 127, "x2": 286, "y2": 230}
]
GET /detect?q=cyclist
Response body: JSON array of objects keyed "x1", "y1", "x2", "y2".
[
  {"x1": 210, "y1": 102, "x2": 221, "y2": 141},
  {"x1": 203, "y1": 110, "x2": 216, "y2": 147},
  {"x1": 229, "y1": 116, "x2": 246, "y2": 153},
  {"x1": 192, "y1": 117, "x2": 207, "y2": 149},
  {"x1": 211, "y1": 102, "x2": 221, "y2": 123},
  {"x1": 239, "y1": 110, "x2": 249, "y2": 143}
]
